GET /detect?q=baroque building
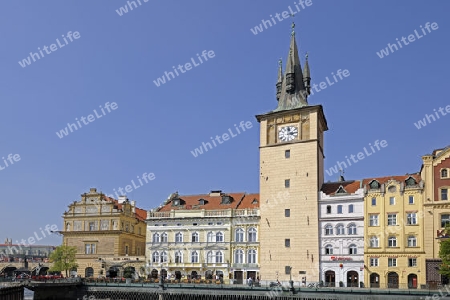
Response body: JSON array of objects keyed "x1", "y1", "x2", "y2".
[
  {"x1": 145, "y1": 191, "x2": 259, "y2": 284},
  {"x1": 256, "y1": 23, "x2": 327, "y2": 285},
  {"x1": 421, "y1": 145, "x2": 450, "y2": 287},
  {"x1": 363, "y1": 175, "x2": 425, "y2": 289},
  {"x1": 319, "y1": 178, "x2": 365, "y2": 287},
  {"x1": 60, "y1": 188, "x2": 147, "y2": 278}
]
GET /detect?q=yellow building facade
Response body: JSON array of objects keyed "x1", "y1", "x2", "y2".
[
  {"x1": 363, "y1": 175, "x2": 425, "y2": 289},
  {"x1": 60, "y1": 188, "x2": 147, "y2": 278}
]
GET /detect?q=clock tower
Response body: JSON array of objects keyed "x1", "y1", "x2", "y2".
[{"x1": 256, "y1": 23, "x2": 328, "y2": 284}]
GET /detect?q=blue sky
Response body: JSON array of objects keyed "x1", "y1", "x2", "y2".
[{"x1": 0, "y1": 0, "x2": 448, "y2": 245}]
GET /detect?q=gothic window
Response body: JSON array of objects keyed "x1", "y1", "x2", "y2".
[
  {"x1": 175, "y1": 232, "x2": 183, "y2": 243},
  {"x1": 207, "y1": 232, "x2": 214, "y2": 242},
  {"x1": 216, "y1": 251, "x2": 223, "y2": 263},
  {"x1": 152, "y1": 233, "x2": 160, "y2": 243},
  {"x1": 191, "y1": 251, "x2": 199, "y2": 263},
  {"x1": 191, "y1": 232, "x2": 199, "y2": 242},
  {"x1": 216, "y1": 232, "x2": 224, "y2": 242},
  {"x1": 161, "y1": 233, "x2": 168, "y2": 242},
  {"x1": 175, "y1": 251, "x2": 183, "y2": 263}
]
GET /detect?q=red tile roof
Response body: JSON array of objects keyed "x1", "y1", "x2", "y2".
[
  {"x1": 101, "y1": 195, "x2": 147, "y2": 221},
  {"x1": 321, "y1": 180, "x2": 361, "y2": 196},
  {"x1": 362, "y1": 173, "x2": 421, "y2": 186},
  {"x1": 157, "y1": 192, "x2": 259, "y2": 212}
]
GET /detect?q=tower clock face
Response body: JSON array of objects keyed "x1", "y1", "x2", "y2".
[{"x1": 278, "y1": 126, "x2": 298, "y2": 142}]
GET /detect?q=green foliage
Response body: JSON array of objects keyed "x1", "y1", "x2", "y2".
[
  {"x1": 49, "y1": 245, "x2": 78, "y2": 277},
  {"x1": 439, "y1": 225, "x2": 450, "y2": 277},
  {"x1": 123, "y1": 266, "x2": 134, "y2": 279}
]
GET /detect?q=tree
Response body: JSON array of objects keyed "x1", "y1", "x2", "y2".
[
  {"x1": 49, "y1": 245, "x2": 78, "y2": 277},
  {"x1": 439, "y1": 225, "x2": 450, "y2": 277},
  {"x1": 123, "y1": 266, "x2": 135, "y2": 279}
]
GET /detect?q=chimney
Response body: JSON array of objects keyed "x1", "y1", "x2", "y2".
[
  {"x1": 209, "y1": 190, "x2": 222, "y2": 197},
  {"x1": 131, "y1": 201, "x2": 136, "y2": 213}
]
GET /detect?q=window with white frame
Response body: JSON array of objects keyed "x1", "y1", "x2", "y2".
[
  {"x1": 369, "y1": 215, "x2": 379, "y2": 226},
  {"x1": 152, "y1": 252, "x2": 160, "y2": 263},
  {"x1": 388, "y1": 258, "x2": 397, "y2": 267},
  {"x1": 191, "y1": 232, "x2": 199, "y2": 242},
  {"x1": 175, "y1": 232, "x2": 183, "y2": 243},
  {"x1": 408, "y1": 196, "x2": 414, "y2": 204},
  {"x1": 370, "y1": 258, "x2": 379, "y2": 267},
  {"x1": 248, "y1": 227, "x2": 257, "y2": 242},
  {"x1": 348, "y1": 224, "x2": 357, "y2": 235},
  {"x1": 348, "y1": 204, "x2": 354, "y2": 213},
  {"x1": 235, "y1": 228, "x2": 244, "y2": 242},
  {"x1": 407, "y1": 236, "x2": 417, "y2": 247},
  {"x1": 175, "y1": 251, "x2": 183, "y2": 263},
  {"x1": 442, "y1": 169, "x2": 448, "y2": 178},
  {"x1": 215, "y1": 251, "x2": 223, "y2": 263},
  {"x1": 207, "y1": 232, "x2": 214, "y2": 242},
  {"x1": 248, "y1": 249, "x2": 256, "y2": 264},
  {"x1": 349, "y1": 244, "x2": 357, "y2": 255},
  {"x1": 161, "y1": 233, "x2": 168, "y2": 242},
  {"x1": 389, "y1": 197, "x2": 395, "y2": 205},
  {"x1": 191, "y1": 251, "x2": 199, "y2": 263},
  {"x1": 160, "y1": 251, "x2": 168, "y2": 262},
  {"x1": 337, "y1": 205, "x2": 343, "y2": 214},
  {"x1": 325, "y1": 244, "x2": 333, "y2": 255},
  {"x1": 336, "y1": 224, "x2": 345, "y2": 235},
  {"x1": 235, "y1": 249, "x2": 244, "y2": 263},
  {"x1": 152, "y1": 233, "x2": 160, "y2": 243},
  {"x1": 387, "y1": 214, "x2": 397, "y2": 226},
  {"x1": 388, "y1": 236, "x2": 397, "y2": 247},
  {"x1": 325, "y1": 225, "x2": 333, "y2": 236},
  {"x1": 407, "y1": 213, "x2": 417, "y2": 225},
  {"x1": 207, "y1": 251, "x2": 214, "y2": 263},
  {"x1": 370, "y1": 236, "x2": 379, "y2": 248},
  {"x1": 216, "y1": 232, "x2": 224, "y2": 242},
  {"x1": 442, "y1": 188, "x2": 448, "y2": 201},
  {"x1": 408, "y1": 258, "x2": 417, "y2": 267}
]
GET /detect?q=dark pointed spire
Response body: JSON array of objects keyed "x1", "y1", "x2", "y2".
[
  {"x1": 276, "y1": 58, "x2": 283, "y2": 101},
  {"x1": 303, "y1": 52, "x2": 311, "y2": 95},
  {"x1": 273, "y1": 22, "x2": 309, "y2": 112}
]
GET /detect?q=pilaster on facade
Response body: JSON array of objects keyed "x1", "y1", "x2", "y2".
[{"x1": 145, "y1": 191, "x2": 260, "y2": 284}]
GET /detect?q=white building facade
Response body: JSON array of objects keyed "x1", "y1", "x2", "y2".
[{"x1": 319, "y1": 180, "x2": 365, "y2": 287}]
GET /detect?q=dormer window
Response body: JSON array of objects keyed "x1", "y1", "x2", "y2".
[
  {"x1": 221, "y1": 195, "x2": 233, "y2": 204},
  {"x1": 198, "y1": 198, "x2": 208, "y2": 205},
  {"x1": 405, "y1": 177, "x2": 417, "y2": 186},
  {"x1": 172, "y1": 198, "x2": 185, "y2": 206},
  {"x1": 442, "y1": 169, "x2": 448, "y2": 179},
  {"x1": 336, "y1": 186, "x2": 347, "y2": 194},
  {"x1": 369, "y1": 180, "x2": 380, "y2": 189},
  {"x1": 252, "y1": 198, "x2": 258, "y2": 204}
]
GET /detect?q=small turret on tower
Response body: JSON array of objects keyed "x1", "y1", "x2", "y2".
[
  {"x1": 276, "y1": 58, "x2": 283, "y2": 101},
  {"x1": 303, "y1": 53, "x2": 311, "y2": 95}
]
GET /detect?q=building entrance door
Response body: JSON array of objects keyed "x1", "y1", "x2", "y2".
[
  {"x1": 347, "y1": 271, "x2": 358, "y2": 287},
  {"x1": 234, "y1": 271, "x2": 243, "y2": 284}
]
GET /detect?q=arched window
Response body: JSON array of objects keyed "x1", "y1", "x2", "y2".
[
  {"x1": 248, "y1": 228, "x2": 257, "y2": 242},
  {"x1": 160, "y1": 251, "x2": 168, "y2": 262},
  {"x1": 207, "y1": 251, "x2": 214, "y2": 263},
  {"x1": 152, "y1": 233, "x2": 160, "y2": 243},
  {"x1": 207, "y1": 232, "x2": 214, "y2": 242},
  {"x1": 216, "y1": 232, "x2": 224, "y2": 242},
  {"x1": 175, "y1": 251, "x2": 183, "y2": 263},
  {"x1": 235, "y1": 249, "x2": 244, "y2": 263},
  {"x1": 191, "y1": 232, "x2": 199, "y2": 242},
  {"x1": 152, "y1": 251, "x2": 159, "y2": 263},
  {"x1": 175, "y1": 232, "x2": 183, "y2": 243},
  {"x1": 370, "y1": 236, "x2": 379, "y2": 248},
  {"x1": 388, "y1": 236, "x2": 397, "y2": 247},
  {"x1": 216, "y1": 251, "x2": 223, "y2": 263},
  {"x1": 326, "y1": 205, "x2": 331, "y2": 214},
  {"x1": 235, "y1": 228, "x2": 244, "y2": 242},
  {"x1": 161, "y1": 233, "x2": 168, "y2": 242},
  {"x1": 442, "y1": 169, "x2": 448, "y2": 178},
  {"x1": 325, "y1": 225, "x2": 333, "y2": 235},
  {"x1": 349, "y1": 244, "x2": 357, "y2": 255},
  {"x1": 85, "y1": 267, "x2": 94, "y2": 278},
  {"x1": 336, "y1": 224, "x2": 345, "y2": 235},
  {"x1": 248, "y1": 249, "x2": 257, "y2": 264},
  {"x1": 348, "y1": 224, "x2": 357, "y2": 235},
  {"x1": 325, "y1": 244, "x2": 333, "y2": 255},
  {"x1": 191, "y1": 251, "x2": 198, "y2": 263}
]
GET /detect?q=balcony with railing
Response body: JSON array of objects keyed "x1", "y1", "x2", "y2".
[
  {"x1": 231, "y1": 263, "x2": 259, "y2": 269},
  {"x1": 147, "y1": 208, "x2": 259, "y2": 219}
]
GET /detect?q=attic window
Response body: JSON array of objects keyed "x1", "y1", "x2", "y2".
[
  {"x1": 336, "y1": 186, "x2": 347, "y2": 194},
  {"x1": 221, "y1": 195, "x2": 233, "y2": 204},
  {"x1": 252, "y1": 198, "x2": 258, "y2": 204},
  {"x1": 370, "y1": 180, "x2": 380, "y2": 189},
  {"x1": 406, "y1": 177, "x2": 417, "y2": 186},
  {"x1": 198, "y1": 198, "x2": 208, "y2": 205}
]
